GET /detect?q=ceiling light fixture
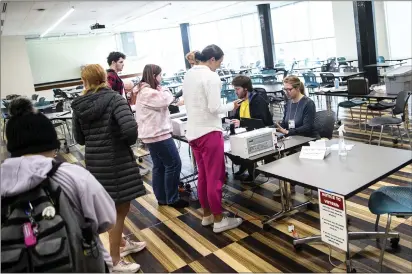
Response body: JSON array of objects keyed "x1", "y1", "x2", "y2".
[{"x1": 40, "y1": 7, "x2": 74, "y2": 38}]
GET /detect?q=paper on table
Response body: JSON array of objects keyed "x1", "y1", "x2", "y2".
[{"x1": 330, "y1": 144, "x2": 355, "y2": 151}]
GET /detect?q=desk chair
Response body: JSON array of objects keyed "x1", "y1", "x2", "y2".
[
  {"x1": 314, "y1": 110, "x2": 336, "y2": 139},
  {"x1": 367, "y1": 90, "x2": 411, "y2": 146},
  {"x1": 368, "y1": 185, "x2": 412, "y2": 271},
  {"x1": 250, "y1": 75, "x2": 264, "y2": 85},
  {"x1": 320, "y1": 73, "x2": 335, "y2": 88},
  {"x1": 364, "y1": 101, "x2": 396, "y2": 131},
  {"x1": 267, "y1": 89, "x2": 286, "y2": 114},
  {"x1": 302, "y1": 72, "x2": 321, "y2": 107}
]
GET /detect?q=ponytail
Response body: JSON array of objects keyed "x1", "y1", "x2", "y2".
[{"x1": 196, "y1": 44, "x2": 224, "y2": 62}]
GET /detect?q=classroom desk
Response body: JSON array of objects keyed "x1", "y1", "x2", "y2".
[
  {"x1": 364, "y1": 63, "x2": 396, "y2": 68},
  {"x1": 293, "y1": 66, "x2": 322, "y2": 71},
  {"x1": 44, "y1": 111, "x2": 74, "y2": 153},
  {"x1": 311, "y1": 71, "x2": 365, "y2": 78},
  {"x1": 256, "y1": 140, "x2": 412, "y2": 272}
]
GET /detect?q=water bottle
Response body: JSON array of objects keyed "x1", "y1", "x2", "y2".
[
  {"x1": 334, "y1": 78, "x2": 339, "y2": 89},
  {"x1": 338, "y1": 125, "x2": 347, "y2": 156}
]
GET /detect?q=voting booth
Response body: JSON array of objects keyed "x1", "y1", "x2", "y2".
[{"x1": 384, "y1": 66, "x2": 412, "y2": 95}]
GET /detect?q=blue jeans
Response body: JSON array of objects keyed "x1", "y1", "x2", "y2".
[{"x1": 146, "y1": 138, "x2": 182, "y2": 204}]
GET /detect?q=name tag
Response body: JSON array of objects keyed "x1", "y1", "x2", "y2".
[{"x1": 288, "y1": 120, "x2": 295, "y2": 129}]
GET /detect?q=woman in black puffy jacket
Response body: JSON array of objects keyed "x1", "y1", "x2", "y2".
[{"x1": 71, "y1": 64, "x2": 146, "y2": 273}]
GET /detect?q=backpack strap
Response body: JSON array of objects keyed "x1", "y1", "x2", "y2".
[{"x1": 40, "y1": 161, "x2": 63, "y2": 210}]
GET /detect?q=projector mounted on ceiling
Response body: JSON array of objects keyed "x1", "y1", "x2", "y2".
[{"x1": 90, "y1": 23, "x2": 105, "y2": 30}]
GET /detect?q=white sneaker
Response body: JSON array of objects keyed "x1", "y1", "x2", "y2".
[
  {"x1": 120, "y1": 239, "x2": 147, "y2": 257},
  {"x1": 213, "y1": 217, "x2": 243, "y2": 233},
  {"x1": 201, "y1": 215, "x2": 214, "y2": 226},
  {"x1": 112, "y1": 259, "x2": 140, "y2": 273},
  {"x1": 139, "y1": 168, "x2": 149, "y2": 176},
  {"x1": 304, "y1": 188, "x2": 312, "y2": 196}
]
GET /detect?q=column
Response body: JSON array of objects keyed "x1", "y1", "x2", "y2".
[
  {"x1": 353, "y1": 1, "x2": 378, "y2": 85},
  {"x1": 257, "y1": 4, "x2": 276, "y2": 69},
  {"x1": 180, "y1": 23, "x2": 191, "y2": 70}
]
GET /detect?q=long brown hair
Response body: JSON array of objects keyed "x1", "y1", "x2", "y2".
[
  {"x1": 283, "y1": 75, "x2": 305, "y2": 95},
  {"x1": 81, "y1": 64, "x2": 108, "y2": 95},
  {"x1": 140, "y1": 64, "x2": 162, "y2": 89}
]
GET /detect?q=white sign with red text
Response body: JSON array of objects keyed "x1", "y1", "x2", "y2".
[{"x1": 318, "y1": 189, "x2": 348, "y2": 252}]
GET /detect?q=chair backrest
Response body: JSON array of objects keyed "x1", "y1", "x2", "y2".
[
  {"x1": 320, "y1": 73, "x2": 335, "y2": 84},
  {"x1": 314, "y1": 110, "x2": 336, "y2": 139},
  {"x1": 377, "y1": 56, "x2": 385, "y2": 63},
  {"x1": 55, "y1": 101, "x2": 64, "y2": 112},
  {"x1": 393, "y1": 90, "x2": 411, "y2": 117},
  {"x1": 31, "y1": 94, "x2": 39, "y2": 101},
  {"x1": 302, "y1": 72, "x2": 317, "y2": 84},
  {"x1": 250, "y1": 75, "x2": 264, "y2": 85},
  {"x1": 38, "y1": 97, "x2": 46, "y2": 103},
  {"x1": 348, "y1": 77, "x2": 369, "y2": 96}
]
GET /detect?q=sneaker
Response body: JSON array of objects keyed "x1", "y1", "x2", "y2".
[
  {"x1": 213, "y1": 216, "x2": 243, "y2": 233},
  {"x1": 120, "y1": 239, "x2": 146, "y2": 257},
  {"x1": 169, "y1": 199, "x2": 189, "y2": 208},
  {"x1": 112, "y1": 259, "x2": 140, "y2": 273},
  {"x1": 202, "y1": 215, "x2": 214, "y2": 226},
  {"x1": 139, "y1": 168, "x2": 149, "y2": 176},
  {"x1": 304, "y1": 188, "x2": 312, "y2": 196}
]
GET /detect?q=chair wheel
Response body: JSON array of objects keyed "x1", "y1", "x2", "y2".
[
  {"x1": 390, "y1": 238, "x2": 400, "y2": 248},
  {"x1": 263, "y1": 224, "x2": 271, "y2": 231},
  {"x1": 294, "y1": 244, "x2": 303, "y2": 252}
]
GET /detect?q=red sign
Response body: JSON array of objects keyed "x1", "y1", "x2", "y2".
[{"x1": 319, "y1": 191, "x2": 344, "y2": 210}]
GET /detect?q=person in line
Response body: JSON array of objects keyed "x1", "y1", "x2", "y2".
[
  {"x1": 276, "y1": 75, "x2": 318, "y2": 195},
  {"x1": 186, "y1": 51, "x2": 200, "y2": 67},
  {"x1": 183, "y1": 44, "x2": 243, "y2": 233},
  {"x1": 71, "y1": 64, "x2": 146, "y2": 273},
  {"x1": 134, "y1": 64, "x2": 188, "y2": 208},
  {"x1": 107, "y1": 51, "x2": 126, "y2": 97},
  {"x1": 228, "y1": 75, "x2": 274, "y2": 181},
  {"x1": 1, "y1": 97, "x2": 116, "y2": 272}
]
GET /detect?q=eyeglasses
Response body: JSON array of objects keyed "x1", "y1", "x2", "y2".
[{"x1": 284, "y1": 87, "x2": 295, "y2": 93}]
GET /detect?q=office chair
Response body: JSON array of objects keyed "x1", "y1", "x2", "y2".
[
  {"x1": 368, "y1": 185, "x2": 412, "y2": 271},
  {"x1": 302, "y1": 72, "x2": 321, "y2": 107},
  {"x1": 314, "y1": 110, "x2": 336, "y2": 139},
  {"x1": 320, "y1": 73, "x2": 335, "y2": 88},
  {"x1": 367, "y1": 90, "x2": 411, "y2": 146},
  {"x1": 364, "y1": 101, "x2": 396, "y2": 131}
]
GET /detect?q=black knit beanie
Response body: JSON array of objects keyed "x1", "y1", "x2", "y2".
[{"x1": 6, "y1": 97, "x2": 61, "y2": 157}]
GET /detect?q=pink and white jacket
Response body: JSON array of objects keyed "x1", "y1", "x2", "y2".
[{"x1": 133, "y1": 82, "x2": 174, "y2": 143}]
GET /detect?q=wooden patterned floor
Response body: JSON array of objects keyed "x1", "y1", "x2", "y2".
[{"x1": 1, "y1": 99, "x2": 411, "y2": 273}]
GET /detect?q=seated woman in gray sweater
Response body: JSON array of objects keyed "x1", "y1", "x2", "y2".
[
  {"x1": 276, "y1": 75, "x2": 318, "y2": 195},
  {"x1": 277, "y1": 75, "x2": 318, "y2": 138}
]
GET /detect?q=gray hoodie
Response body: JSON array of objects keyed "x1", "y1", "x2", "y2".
[{"x1": 1, "y1": 155, "x2": 116, "y2": 266}]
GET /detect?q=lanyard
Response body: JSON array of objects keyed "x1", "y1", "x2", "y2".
[{"x1": 288, "y1": 97, "x2": 303, "y2": 122}]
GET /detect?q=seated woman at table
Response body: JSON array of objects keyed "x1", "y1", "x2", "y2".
[
  {"x1": 276, "y1": 75, "x2": 318, "y2": 138},
  {"x1": 276, "y1": 75, "x2": 318, "y2": 195}
]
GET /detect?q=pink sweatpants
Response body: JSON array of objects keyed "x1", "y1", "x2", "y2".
[{"x1": 189, "y1": 131, "x2": 225, "y2": 215}]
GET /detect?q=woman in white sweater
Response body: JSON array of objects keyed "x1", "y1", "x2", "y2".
[{"x1": 183, "y1": 44, "x2": 243, "y2": 233}]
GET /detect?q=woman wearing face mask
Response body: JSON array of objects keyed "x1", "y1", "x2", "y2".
[
  {"x1": 183, "y1": 44, "x2": 243, "y2": 233},
  {"x1": 134, "y1": 64, "x2": 188, "y2": 208}
]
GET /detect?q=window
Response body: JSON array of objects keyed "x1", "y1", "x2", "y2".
[
  {"x1": 189, "y1": 13, "x2": 264, "y2": 69},
  {"x1": 384, "y1": 1, "x2": 412, "y2": 59},
  {"x1": 271, "y1": 1, "x2": 335, "y2": 63},
  {"x1": 131, "y1": 27, "x2": 185, "y2": 74}
]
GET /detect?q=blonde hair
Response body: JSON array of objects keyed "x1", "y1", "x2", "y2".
[
  {"x1": 185, "y1": 51, "x2": 200, "y2": 65},
  {"x1": 81, "y1": 64, "x2": 108, "y2": 95},
  {"x1": 283, "y1": 75, "x2": 305, "y2": 95}
]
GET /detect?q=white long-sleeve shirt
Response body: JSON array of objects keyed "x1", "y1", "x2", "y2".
[{"x1": 183, "y1": 65, "x2": 233, "y2": 141}]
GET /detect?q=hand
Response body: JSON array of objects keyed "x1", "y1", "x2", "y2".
[
  {"x1": 231, "y1": 119, "x2": 240, "y2": 128},
  {"x1": 233, "y1": 99, "x2": 243, "y2": 110},
  {"x1": 176, "y1": 98, "x2": 185, "y2": 106},
  {"x1": 276, "y1": 122, "x2": 289, "y2": 135}
]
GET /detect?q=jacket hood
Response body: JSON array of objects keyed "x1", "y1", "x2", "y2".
[
  {"x1": 71, "y1": 88, "x2": 116, "y2": 122},
  {"x1": 1, "y1": 155, "x2": 54, "y2": 197}
]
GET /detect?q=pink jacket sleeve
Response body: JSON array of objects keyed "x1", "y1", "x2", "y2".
[{"x1": 138, "y1": 87, "x2": 174, "y2": 110}]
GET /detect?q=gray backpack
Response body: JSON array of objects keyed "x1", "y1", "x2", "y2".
[{"x1": 1, "y1": 162, "x2": 106, "y2": 273}]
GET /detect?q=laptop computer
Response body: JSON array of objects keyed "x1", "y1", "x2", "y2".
[{"x1": 240, "y1": 118, "x2": 266, "y2": 131}]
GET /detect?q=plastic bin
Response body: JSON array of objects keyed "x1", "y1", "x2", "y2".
[{"x1": 384, "y1": 66, "x2": 412, "y2": 95}]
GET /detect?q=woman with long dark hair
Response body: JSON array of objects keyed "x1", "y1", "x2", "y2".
[
  {"x1": 134, "y1": 64, "x2": 188, "y2": 208},
  {"x1": 183, "y1": 45, "x2": 243, "y2": 233}
]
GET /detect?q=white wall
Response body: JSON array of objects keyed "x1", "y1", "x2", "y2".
[
  {"x1": 332, "y1": 1, "x2": 357, "y2": 59},
  {"x1": 1, "y1": 36, "x2": 35, "y2": 98},
  {"x1": 373, "y1": 1, "x2": 390, "y2": 59},
  {"x1": 26, "y1": 35, "x2": 119, "y2": 84}
]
